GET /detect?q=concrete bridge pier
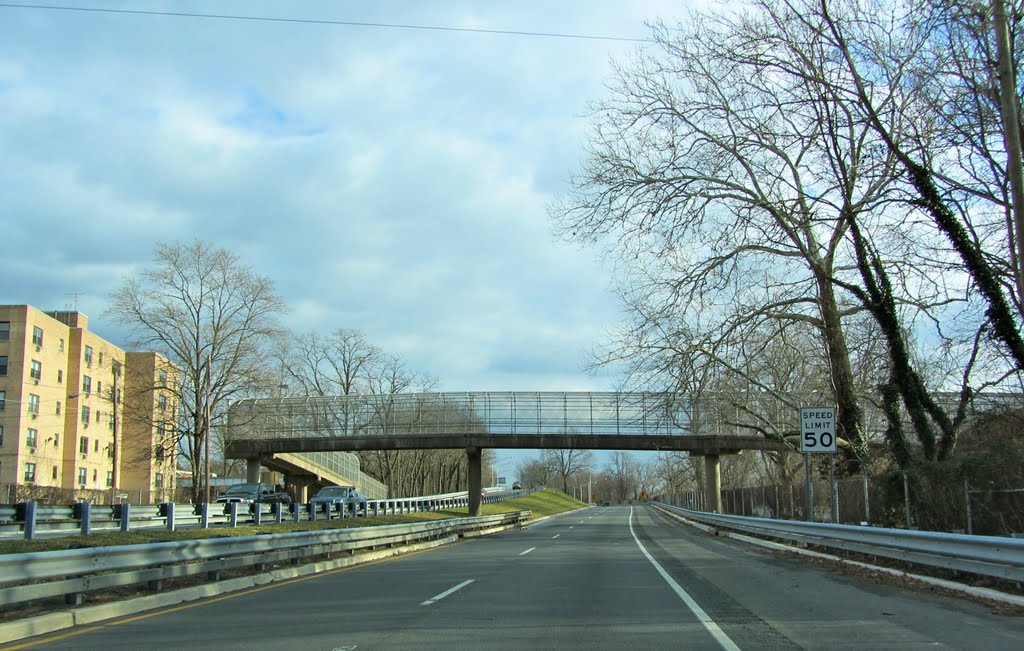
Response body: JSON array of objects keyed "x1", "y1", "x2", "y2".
[
  {"x1": 704, "y1": 454, "x2": 723, "y2": 513},
  {"x1": 467, "y1": 446, "x2": 482, "y2": 516},
  {"x1": 287, "y1": 475, "x2": 313, "y2": 503},
  {"x1": 246, "y1": 458, "x2": 262, "y2": 483}
]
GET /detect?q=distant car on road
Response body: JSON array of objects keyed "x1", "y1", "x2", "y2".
[
  {"x1": 512, "y1": 482, "x2": 522, "y2": 490},
  {"x1": 215, "y1": 483, "x2": 292, "y2": 505},
  {"x1": 310, "y1": 485, "x2": 367, "y2": 516}
]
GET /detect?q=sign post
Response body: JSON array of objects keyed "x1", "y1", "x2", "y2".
[{"x1": 800, "y1": 406, "x2": 837, "y2": 522}]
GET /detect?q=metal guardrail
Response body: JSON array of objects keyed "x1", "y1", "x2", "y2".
[
  {"x1": 0, "y1": 489, "x2": 536, "y2": 540},
  {"x1": 657, "y1": 503, "x2": 1024, "y2": 582},
  {"x1": 0, "y1": 511, "x2": 531, "y2": 608}
]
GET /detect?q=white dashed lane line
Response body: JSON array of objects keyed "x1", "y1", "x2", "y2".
[
  {"x1": 552, "y1": 534, "x2": 561, "y2": 539},
  {"x1": 519, "y1": 547, "x2": 536, "y2": 556},
  {"x1": 420, "y1": 579, "x2": 475, "y2": 606}
]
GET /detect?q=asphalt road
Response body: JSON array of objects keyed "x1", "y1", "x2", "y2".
[{"x1": 8, "y1": 504, "x2": 1024, "y2": 650}]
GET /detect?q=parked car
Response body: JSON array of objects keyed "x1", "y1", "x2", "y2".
[
  {"x1": 214, "y1": 483, "x2": 292, "y2": 505},
  {"x1": 310, "y1": 485, "x2": 367, "y2": 516}
]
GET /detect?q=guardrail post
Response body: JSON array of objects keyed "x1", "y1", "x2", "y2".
[
  {"x1": 20, "y1": 501, "x2": 37, "y2": 540},
  {"x1": 229, "y1": 502, "x2": 238, "y2": 528},
  {"x1": 76, "y1": 501, "x2": 91, "y2": 536},
  {"x1": 253, "y1": 503, "x2": 262, "y2": 526},
  {"x1": 119, "y1": 503, "x2": 131, "y2": 532},
  {"x1": 199, "y1": 502, "x2": 209, "y2": 529},
  {"x1": 292, "y1": 503, "x2": 301, "y2": 523},
  {"x1": 164, "y1": 502, "x2": 176, "y2": 531},
  {"x1": 274, "y1": 502, "x2": 283, "y2": 524},
  {"x1": 310, "y1": 503, "x2": 317, "y2": 522}
]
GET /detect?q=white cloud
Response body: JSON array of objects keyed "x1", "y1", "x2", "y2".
[{"x1": 0, "y1": 0, "x2": 684, "y2": 393}]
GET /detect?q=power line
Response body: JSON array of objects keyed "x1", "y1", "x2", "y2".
[{"x1": 0, "y1": 3, "x2": 651, "y2": 43}]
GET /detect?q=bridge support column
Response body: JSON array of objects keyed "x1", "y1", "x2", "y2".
[
  {"x1": 288, "y1": 475, "x2": 313, "y2": 503},
  {"x1": 246, "y1": 458, "x2": 262, "y2": 483},
  {"x1": 704, "y1": 454, "x2": 722, "y2": 513},
  {"x1": 467, "y1": 446, "x2": 482, "y2": 516}
]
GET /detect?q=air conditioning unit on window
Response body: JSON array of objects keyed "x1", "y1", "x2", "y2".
[
  {"x1": 35, "y1": 345, "x2": 41, "y2": 352},
  {"x1": 28, "y1": 447, "x2": 35, "y2": 454},
  {"x1": 30, "y1": 413, "x2": 37, "y2": 419},
  {"x1": 33, "y1": 379, "x2": 38, "y2": 385}
]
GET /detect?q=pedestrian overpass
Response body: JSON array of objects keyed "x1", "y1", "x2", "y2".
[{"x1": 226, "y1": 392, "x2": 791, "y2": 514}]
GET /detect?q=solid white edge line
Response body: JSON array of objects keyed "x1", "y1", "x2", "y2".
[
  {"x1": 519, "y1": 547, "x2": 536, "y2": 556},
  {"x1": 552, "y1": 534, "x2": 561, "y2": 539},
  {"x1": 420, "y1": 579, "x2": 475, "y2": 606},
  {"x1": 629, "y1": 507, "x2": 741, "y2": 651}
]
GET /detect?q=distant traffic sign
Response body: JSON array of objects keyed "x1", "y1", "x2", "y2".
[{"x1": 800, "y1": 406, "x2": 837, "y2": 453}]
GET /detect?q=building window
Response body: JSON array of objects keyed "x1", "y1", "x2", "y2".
[
  {"x1": 81, "y1": 406, "x2": 90, "y2": 425},
  {"x1": 57, "y1": 369, "x2": 63, "y2": 383},
  {"x1": 159, "y1": 369, "x2": 167, "y2": 387},
  {"x1": 79, "y1": 436, "x2": 89, "y2": 454},
  {"x1": 24, "y1": 463, "x2": 36, "y2": 482},
  {"x1": 158, "y1": 395, "x2": 166, "y2": 412},
  {"x1": 155, "y1": 445, "x2": 165, "y2": 462},
  {"x1": 82, "y1": 375, "x2": 92, "y2": 395},
  {"x1": 26, "y1": 428, "x2": 37, "y2": 448},
  {"x1": 155, "y1": 473, "x2": 164, "y2": 489},
  {"x1": 52, "y1": 465, "x2": 58, "y2": 480},
  {"x1": 0, "y1": 390, "x2": 5, "y2": 411},
  {"x1": 56, "y1": 401, "x2": 61, "y2": 416},
  {"x1": 0, "y1": 424, "x2": 4, "y2": 446},
  {"x1": 0, "y1": 321, "x2": 9, "y2": 341},
  {"x1": 107, "y1": 443, "x2": 114, "y2": 458},
  {"x1": 29, "y1": 360, "x2": 42, "y2": 382},
  {"x1": 32, "y1": 326, "x2": 43, "y2": 347},
  {"x1": 0, "y1": 355, "x2": 7, "y2": 376},
  {"x1": 108, "y1": 413, "x2": 115, "y2": 429},
  {"x1": 106, "y1": 471, "x2": 113, "y2": 487},
  {"x1": 99, "y1": 351, "x2": 104, "y2": 365},
  {"x1": 92, "y1": 469, "x2": 98, "y2": 483},
  {"x1": 53, "y1": 433, "x2": 59, "y2": 447},
  {"x1": 84, "y1": 345, "x2": 93, "y2": 367},
  {"x1": 78, "y1": 468, "x2": 87, "y2": 485},
  {"x1": 97, "y1": 380, "x2": 102, "y2": 395},
  {"x1": 59, "y1": 338, "x2": 64, "y2": 352},
  {"x1": 156, "y1": 422, "x2": 165, "y2": 437},
  {"x1": 94, "y1": 439, "x2": 99, "y2": 452},
  {"x1": 28, "y1": 394, "x2": 40, "y2": 415}
]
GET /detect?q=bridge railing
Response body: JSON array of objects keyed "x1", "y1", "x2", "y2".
[{"x1": 227, "y1": 392, "x2": 701, "y2": 440}]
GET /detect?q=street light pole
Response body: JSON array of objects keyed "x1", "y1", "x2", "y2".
[{"x1": 204, "y1": 356, "x2": 211, "y2": 505}]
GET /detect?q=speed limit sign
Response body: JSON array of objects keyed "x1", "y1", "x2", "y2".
[{"x1": 800, "y1": 407, "x2": 837, "y2": 453}]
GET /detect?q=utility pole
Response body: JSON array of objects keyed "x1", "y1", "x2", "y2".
[
  {"x1": 204, "y1": 356, "x2": 211, "y2": 504},
  {"x1": 995, "y1": 0, "x2": 1024, "y2": 305}
]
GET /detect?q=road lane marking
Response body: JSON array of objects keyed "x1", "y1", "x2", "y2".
[
  {"x1": 552, "y1": 534, "x2": 561, "y2": 539},
  {"x1": 569, "y1": 526, "x2": 575, "y2": 529},
  {"x1": 420, "y1": 579, "x2": 475, "y2": 606},
  {"x1": 629, "y1": 507, "x2": 740, "y2": 651},
  {"x1": 519, "y1": 547, "x2": 536, "y2": 556}
]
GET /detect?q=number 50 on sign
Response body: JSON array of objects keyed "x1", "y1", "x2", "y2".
[{"x1": 800, "y1": 406, "x2": 837, "y2": 453}]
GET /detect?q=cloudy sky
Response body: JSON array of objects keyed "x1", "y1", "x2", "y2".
[{"x1": 1, "y1": 1, "x2": 687, "y2": 479}]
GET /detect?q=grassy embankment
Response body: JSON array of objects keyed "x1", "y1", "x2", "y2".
[{"x1": 0, "y1": 488, "x2": 587, "y2": 555}]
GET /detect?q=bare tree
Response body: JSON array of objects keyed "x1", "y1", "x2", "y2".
[
  {"x1": 605, "y1": 452, "x2": 638, "y2": 503},
  {"x1": 549, "y1": 2, "x2": 928, "y2": 469},
  {"x1": 541, "y1": 448, "x2": 594, "y2": 494},
  {"x1": 107, "y1": 240, "x2": 286, "y2": 502}
]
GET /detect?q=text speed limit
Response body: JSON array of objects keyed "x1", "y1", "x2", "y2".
[{"x1": 800, "y1": 406, "x2": 837, "y2": 454}]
